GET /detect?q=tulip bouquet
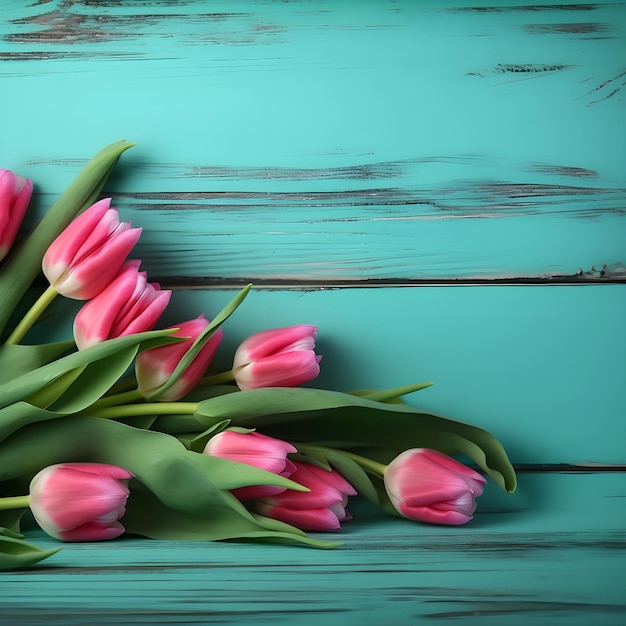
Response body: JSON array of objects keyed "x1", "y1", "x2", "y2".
[{"x1": 0, "y1": 141, "x2": 516, "y2": 571}]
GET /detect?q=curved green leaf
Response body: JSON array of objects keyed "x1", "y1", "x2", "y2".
[
  {"x1": 0, "y1": 329, "x2": 177, "y2": 410},
  {"x1": 0, "y1": 534, "x2": 61, "y2": 571},
  {"x1": 0, "y1": 402, "x2": 64, "y2": 445},
  {"x1": 0, "y1": 341, "x2": 75, "y2": 385},
  {"x1": 0, "y1": 416, "x2": 341, "y2": 548},
  {"x1": 196, "y1": 387, "x2": 517, "y2": 493}
]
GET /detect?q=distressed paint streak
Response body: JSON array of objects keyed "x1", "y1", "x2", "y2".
[
  {"x1": 586, "y1": 69, "x2": 626, "y2": 105},
  {"x1": 7, "y1": 10, "x2": 253, "y2": 45},
  {"x1": 424, "y1": 600, "x2": 626, "y2": 619},
  {"x1": 446, "y1": 4, "x2": 604, "y2": 12},
  {"x1": 528, "y1": 163, "x2": 599, "y2": 178},
  {"x1": 525, "y1": 21, "x2": 615, "y2": 35}
]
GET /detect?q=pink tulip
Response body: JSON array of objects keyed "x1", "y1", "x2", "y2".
[
  {"x1": 136, "y1": 315, "x2": 224, "y2": 401},
  {"x1": 29, "y1": 463, "x2": 133, "y2": 542},
  {"x1": 384, "y1": 448, "x2": 486, "y2": 526},
  {"x1": 232, "y1": 325, "x2": 321, "y2": 390},
  {"x1": 255, "y1": 461, "x2": 356, "y2": 531},
  {"x1": 203, "y1": 430, "x2": 297, "y2": 500},
  {"x1": 73, "y1": 260, "x2": 171, "y2": 349},
  {"x1": 42, "y1": 198, "x2": 141, "y2": 299},
  {"x1": 0, "y1": 168, "x2": 33, "y2": 261}
]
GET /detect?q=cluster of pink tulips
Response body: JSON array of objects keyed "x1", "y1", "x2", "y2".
[
  {"x1": 29, "y1": 445, "x2": 485, "y2": 540},
  {"x1": 1, "y1": 164, "x2": 489, "y2": 546}
]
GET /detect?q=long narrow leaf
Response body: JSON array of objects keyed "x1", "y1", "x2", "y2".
[
  {"x1": 0, "y1": 140, "x2": 135, "y2": 335},
  {"x1": 0, "y1": 329, "x2": 177, "y2": 410},
  {"x1": 146, "y1": 284, "x2": 252, "y2": 400},
  {"x1": 196, "y1": 387, "x2": 517, "y2": 493}
]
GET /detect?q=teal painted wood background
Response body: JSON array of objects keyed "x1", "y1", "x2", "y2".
[{"x1": 1, "y1": 0, "x2": 625, "y2": 623}]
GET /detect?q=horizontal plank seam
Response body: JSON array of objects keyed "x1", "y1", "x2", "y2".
[
  {"x1": 151, "y1": 275, "x2": 626, "y2": 290},
  {"x1": 506, "y1": 464, "x2": 626, "y2": 473}
]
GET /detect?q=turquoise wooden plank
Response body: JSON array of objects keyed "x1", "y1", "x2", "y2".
[
  {"x1": 1, "y1": 473, "x2": 624, "y2": 625},
  {"x1": 25, "y1": 285, "x2": 626, "y2": 465},
  {"x1": 2, "y1": 0, "x2": 624, "y2": 280}
]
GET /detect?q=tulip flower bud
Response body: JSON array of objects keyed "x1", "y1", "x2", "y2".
[
  {"x1": 383, "y1": 448, "x2": 486, "y2": 526},
  {"x1": 255, "y1": 461, "x2": 357, "y2": 531},
  {"x1": 0, "y1": 168, "x2": 33, "y2": 262},
  {"x1": 203, "y1": 430, "x2": 297, "y2": 500},
  {"x1": 29, "y1": 463, "x2": 133, "y2": 541},
  {"x1": 136, "y1": 315, "x2": 224, "y2": 401},
  {"x1": 232, "y1": 325, "x2": 321, "y2": 390},
  {"x1": 73, "y1": 260, "x2": 171, "y2": 349},
  {"x1": 42, "y1": 198, "x2": 142, "y2": 299}
]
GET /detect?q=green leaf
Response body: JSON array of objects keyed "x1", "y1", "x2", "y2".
[
  {"x1": 0, "y1": 341, "x2": 75, "y2": 385},
  {"x1": 0, "y1": 416, "x2": 340, "y2": 548},
  {"x1": 25, "y1": 368, "x2": 85, "y2": 409},
  {"x1": 0, "y1": 329, "x2": 177, "y2": 410},
  {"x1": 49, "y1": 345, "x2": 142, "y2": 413},
  {"x1": 188, "y1": 419, "x2": 232, "y2": 452},
  {"x1": 0, "y1": 534, "x2": 61, "y2": 571},
  {"x1": 0, "y1": 402, "x2": 63, "y2": 445},
  {"x1": 0, "y1": 510, "x2": 26, "y2": 535},
  {"x1": 0, "y1": 140, "x2": 135, "y2": 336},
  {"x1": 195, "y1": 387, "x2": 517, "y2": 493},
  {"x1": 350, "y1": 381, "x2": 434, "y2": 403},
  {"x1": 146, "y1": 284, "x2": 252, "y2": 401},
  {"x1": 123, "y1": 481, "x2": 339, "y2": 548}
]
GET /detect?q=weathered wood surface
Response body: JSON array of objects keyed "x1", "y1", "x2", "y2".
[
  {"x1": 0, "y1": 0, "x2": 624, "y2": 623},
  {"x1": 2, "y1": 0, "x2": 625, "y2": 282},
  {"x1": 1, "y1": 473, "x2": 625, "y2": 625}
]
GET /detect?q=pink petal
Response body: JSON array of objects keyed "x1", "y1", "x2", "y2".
[
  {"x1": 235, "y1": 350, "x2": 321, "y2": 390},
  {"x1": 233, "y1": 325, "x2": 317, "y2": 365},
  {"x1": 56, "y1": 520, "x2": 126, "y2": 542},
  {"x1": 256, "y1": 503, "x2": 342, "y2": 532}
]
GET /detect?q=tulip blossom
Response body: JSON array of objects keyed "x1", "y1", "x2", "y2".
[
  {"x1": 232, "y1": 325, "x2": 321, "y2": 390},
  {"x1": 42, "y1": 198, "x2": 141, "y2": 299},
  {"x1": 255, "y1": 461, "x2": 356, "y2": 531},
  {"x1": 203, "y1": 430, "x2": 297, "y2": 500},
  {"x1": 384, "y1": 448, "x2": 486, "y2": 526},
  {"x1": 29, "y1": 463, "x2": 133, "y2": 542},
  {"x1": 73, "y1": 260, "x2": 171, "y2": 349},
  {"x1": 136, "y1": 315, "x2": 224, "y2": 401},
  {"x1": 0, "y1": 168, "x2": 33, "y2": 262}
]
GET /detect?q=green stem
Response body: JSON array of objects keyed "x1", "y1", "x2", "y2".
[
  {"x1": 5, "y1": 285, "x2": 59, "y2": 345},
  {"x1": 199, "y1": 369, "x2": 236, "y2": 386},
  {"x1": 92, "y1": 402, "x2": 198, "y2": 420},
  {"x1": 0, "y1": 495, "x2": 30, "y2": 510},
  {"x1": 300, "y1": 444, "x2": 388, "y2": 477},
  {"x1": 90, "y1": 389, "x2": 144, "y2": 410}
]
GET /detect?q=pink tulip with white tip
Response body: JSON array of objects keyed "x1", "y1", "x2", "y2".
[
  {"x1": 29, "y1": 463, "x2": 133, "y2": 542},
  {"x1": 232, "y1": 325, "x2": 321, "y2": 390},
  {"x1": 384, "y1": 448, "x2": 486, "y2": 525},
  {"x1": 42, "y1": 198, "x2": 141, "y2": 299},
  {"x1": 73, "y1": 259, "x2": 171, "y2": 349}
]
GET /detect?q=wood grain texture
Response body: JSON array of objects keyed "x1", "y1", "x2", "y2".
[
  {"x1": 2, "y1": 0, "x2": 625, "y2": 281},
  {"x1": 1, "y1": 473, "x2": 624, "y2": 625}
]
